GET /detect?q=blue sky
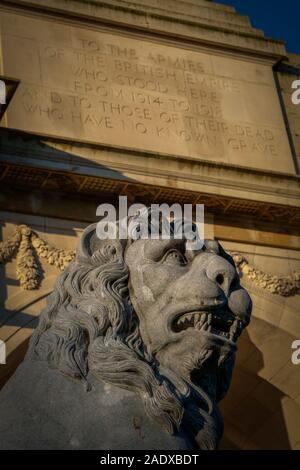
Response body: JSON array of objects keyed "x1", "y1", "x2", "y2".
[{"x1": 216, "y1": 0, "x2": 300, "y2": 54}]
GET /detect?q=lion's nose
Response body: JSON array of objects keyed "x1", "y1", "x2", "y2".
[{"x1": 206, "y1": 257, "x2": 236, "y2": 297}]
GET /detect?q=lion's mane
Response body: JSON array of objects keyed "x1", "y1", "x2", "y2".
[{"x1": 28, "y1": 232, "x2": 222, "y2": 449}]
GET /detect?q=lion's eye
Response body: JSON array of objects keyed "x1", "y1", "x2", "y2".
[{"x1": 162, "y1": 249, "x2": 187, "y2": 266}]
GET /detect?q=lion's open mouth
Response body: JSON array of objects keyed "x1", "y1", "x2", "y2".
[{"x1": 171, "y1": 310, "x2": 243, "y2": 342}]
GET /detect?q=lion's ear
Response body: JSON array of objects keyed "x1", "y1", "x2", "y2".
[
  {"x1": 77, "y1": 223, "x2": 99, "y2": 259},
  {"x1": 76, "y1": 223, "x2": 126, "y2": 265}
]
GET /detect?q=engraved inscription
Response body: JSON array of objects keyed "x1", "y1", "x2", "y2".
[{"x1": 0, "y1": 12, "x2": 294, "y2": 172}]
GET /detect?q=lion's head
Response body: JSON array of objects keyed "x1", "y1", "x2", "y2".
[{"x1": 29, "y1": 217, "x2": 251, "y2": 449}]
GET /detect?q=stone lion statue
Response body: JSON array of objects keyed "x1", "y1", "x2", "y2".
[{"x1": 0, "y1": 217, "x2": 251, "y2": 450}]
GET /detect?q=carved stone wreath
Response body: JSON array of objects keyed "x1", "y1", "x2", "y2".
[
  {"x1": 0, "y1": 225, "x2": 299, "y2": 297},
  {"x1": 0, "y1": 225, "x2": 75, "y2": 290},
  {"x1": 231, "y1": 253, "x2": 300, "y2": 297}
]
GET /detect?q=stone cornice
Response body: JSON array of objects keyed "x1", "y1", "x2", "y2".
[
  {"x1": 1, "y1": 131, "x2": 299, "y2": 209},
  {"x1": 1, "y1": 0, "x2": 287, "y2": 60},
  {"x1": 1, "y1": 161, "x2": 300, "y2": 231}
]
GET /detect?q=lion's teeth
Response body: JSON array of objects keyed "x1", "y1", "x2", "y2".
[
  {"x1": 208, "y1": 313, "x2": 212, "y2": 325},
  {"x1": 194, "y1": 313, "x2": 200, "y2": 325},
  {"x1": 198, "y1": 315, "x2": 206, "y2": 329},
  {"x1": 218, "y1": 353, "x2": 227, "y2": 366},
  {"x1": 232, "y1": 319, "x2": 239, "y2": 334},
  {"x1": 196, "y1": 316, "x2": 206, "y2": 331},
  {"x1": 229, "y1": 319, "x2": 239, "y2": 340}
]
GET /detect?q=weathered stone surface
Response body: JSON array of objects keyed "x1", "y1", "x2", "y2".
[
  {"x1": 0, "y1": 220, "x2": 252, "y2": 449},
  {"x1": 277, "y1": 54, "x2": 300, "y2": 171},
  {"x1": 0, "y1": 6, "x2": 294, "y2": 173},
  {"x1": 0, "y1": 361, "x2": 189, "y2": 450},
  {"x1": 2, "y1": 0, "x2": 286, "y2": 56}
]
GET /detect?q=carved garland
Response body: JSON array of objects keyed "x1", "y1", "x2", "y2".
[
  {"x1": 0, "y1": 225, "x2": 75, "y2": 290},
  {"x1": 231, "y1": 253, "x2": 300, "y2": 297},
  {"x1": 0, "y1": 225, "x2": 299, "y2": 297}
]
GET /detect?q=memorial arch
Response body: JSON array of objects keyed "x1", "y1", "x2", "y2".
[{"x1": 0, "y1": 0, "x2": 300, "y2": 449}]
